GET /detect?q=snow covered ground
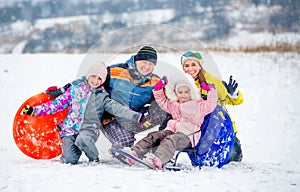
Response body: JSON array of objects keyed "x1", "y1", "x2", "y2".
[{"x1": 0, "y1": 52, "x2": 300, "y2": 191}]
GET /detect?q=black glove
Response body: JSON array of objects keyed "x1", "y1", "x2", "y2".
[
  {"x1": 222, "y1": 75, "x2": 238, "y2": 95},
  {"x1": 46, "y1": 83, "x2": 71, "y2": 98},
  {"x1": 22, "y1": 105, "x2": 34, "y2": 116},
  {"x1": 138, "y1": 112, "x2": 152, "y2": 129}
]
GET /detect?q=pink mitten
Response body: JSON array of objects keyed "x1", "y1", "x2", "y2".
[
  {"x1": 153, "y1": 76, "x2": 168, "y2": 91},
  {"x1": 201, "y1": 82, "x2": 215, "y2": 91}
]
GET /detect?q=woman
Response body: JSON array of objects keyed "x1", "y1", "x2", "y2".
[
  {"x1": 181, "y1": 51, "x2": 244, "y2": 109},
  {"x1": 180, "y1": 50, "x2": 244, "y2": 167}
]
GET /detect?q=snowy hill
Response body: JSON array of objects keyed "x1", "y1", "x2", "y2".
[{"x1": 0, "y1": 52, "x2": 299, "y2": 191}]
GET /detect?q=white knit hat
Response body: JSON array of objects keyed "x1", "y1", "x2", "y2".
[
  {"x1": 175, "y1": 83, "x2": 190, "y2": 94},
  {"x1": 86, "y1": 60, "x2": 107, "y2": 81}
]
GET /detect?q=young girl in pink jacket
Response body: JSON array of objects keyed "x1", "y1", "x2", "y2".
[{"x1": 126, "y1": 76, "x2": 218, "y2": 169}]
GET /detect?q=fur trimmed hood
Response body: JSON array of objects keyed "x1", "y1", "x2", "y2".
[{"x1": 165, "y1": 72, "x2": 201, "y2": 101}]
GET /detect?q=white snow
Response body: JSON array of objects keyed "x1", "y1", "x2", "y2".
[{"x1": 0, "y1": 52, "x2": 300, "y2": 191}]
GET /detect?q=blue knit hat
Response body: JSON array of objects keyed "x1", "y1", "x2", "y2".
[{"x1": 134, "y1": 46, "x2": 157, "y2": 65}]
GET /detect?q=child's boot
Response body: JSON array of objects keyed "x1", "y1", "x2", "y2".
[
  {"x1": 150, "y1": 154, "x2": 163, "y2": 169},
  {"x1": 123, "y1": 147, "x2": 139, "y2": 165}
]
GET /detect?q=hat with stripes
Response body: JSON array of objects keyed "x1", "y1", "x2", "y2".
[{"x1": 134, "y1": 46, "x2": 157, "y2": 65}]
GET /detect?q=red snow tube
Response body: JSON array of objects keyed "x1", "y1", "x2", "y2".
[{"x1": 13, "y1": 93, "x2": 68, "y2": 159}]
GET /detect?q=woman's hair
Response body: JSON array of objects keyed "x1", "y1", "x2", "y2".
[{"x1": 195, "y1": 67, "x2": 206, "y2": 83}]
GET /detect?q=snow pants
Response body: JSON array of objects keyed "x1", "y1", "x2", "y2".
[
  {"x1": 75, "y1": 129, "x2": 100, "y2": 162},
  {"x1": 60, "y1": 130, "x2": 100, "y2": 164},
  {"x1": 103, "y1": 100, "x2": 168, "y2": 149},
  {"x1": 227, "y1": 134, "x2": 243, "y2": 162},
  {"x1": 60, "y1": 135, "x2": 82, "y2": 164},
  {"x1": 103, "y1": 120, "x2": 136, "y2": 149},
  {"x1": 132, "y1": 130, "x2": 192, "y2": 165}
]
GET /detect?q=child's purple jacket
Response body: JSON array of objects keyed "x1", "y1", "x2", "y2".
[{"x1": 33, "y1": 80, "x2": 140, "y2": 137}]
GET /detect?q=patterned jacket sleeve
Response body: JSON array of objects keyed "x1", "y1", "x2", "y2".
[{"x1": 33, "y1": 89, "x2": 71, "y2": 116}]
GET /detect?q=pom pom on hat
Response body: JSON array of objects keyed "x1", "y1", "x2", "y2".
[
  {"x1": 86, "y1": 60, "x2": 107, "y2": 81},
  {"x1": 181, "y1": 51, "x2": 203, "y2": 67},
  {"x1": 134, "y1": 46, "x2": 157, "y2": 65}
]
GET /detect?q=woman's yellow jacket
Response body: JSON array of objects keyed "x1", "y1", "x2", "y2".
[{"x1": 194, "y1": 72, "x2": 244, "y2": 133}]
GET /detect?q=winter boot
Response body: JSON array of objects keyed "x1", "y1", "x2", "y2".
[
  {"x1": 123, "y1": 147, "x2": 139, "y2": 165},
  {"x1": 227, "y1": 135, "x2": 243, "y2": 163},
  {"x1": 150, "y1": 154, "x2": 163, "y2": 169},
  {"x1": 88, "y1": 157, "x2": 100, "y2": 165}
]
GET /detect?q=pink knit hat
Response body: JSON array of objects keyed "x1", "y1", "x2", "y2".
[{"x1": 86, "y1": 61, "x2": 107, "y2": 81}]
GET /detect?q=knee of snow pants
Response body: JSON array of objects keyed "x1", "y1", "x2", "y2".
[
  {"x1": 60, "y1": 135, "x2": 82, "y2": 164},
  {"x1": 154, "y1": 132, "x2": 191, "y2": 165},
  {"x1": 227, "y1": 134, "x2": 243, "y2": 163},
  {"x1": 75, "y1": 129, "x2": 100, "y2": 161},
  {"x1": 103, "y1": 121, "x2": 135, "y2": 148}
]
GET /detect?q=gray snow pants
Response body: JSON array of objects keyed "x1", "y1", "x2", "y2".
[
  {"x1": 60, "y1": 135, "x2": 82, "y2": 164},
  {"x1": 60, "y1": 130, "x2": 100, "y2": 164},
  {"x1": 75, "y1": 129, "x2": 100, "y2": 162},
  {"x1": 132, "y1": 130, "x2": 192, "y2": 165}
]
